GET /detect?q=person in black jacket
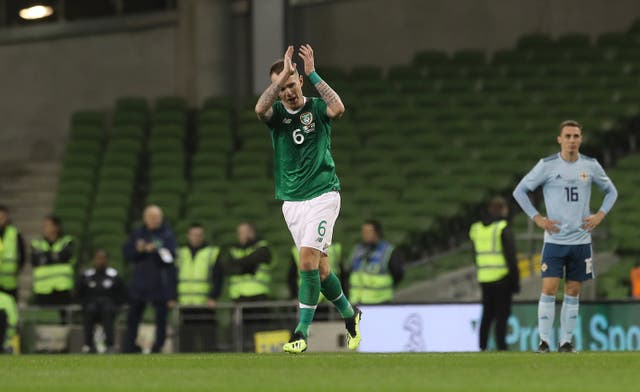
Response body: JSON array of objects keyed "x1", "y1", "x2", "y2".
[
  {"x1": 469, "y1": 196, "x2": 520, "y2": 351},
  {"x1": 76, "y1": 249, "x2": 126, "y2": 353},
  {"x1": 122, "y1": 205, "x2": 177, "y2": 354}
]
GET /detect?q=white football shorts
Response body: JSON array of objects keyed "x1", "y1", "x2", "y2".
[{"x1": 282, "y1": 191, "x2": 340, "y2": 254}]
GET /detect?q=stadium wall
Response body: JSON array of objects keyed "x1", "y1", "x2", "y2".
[
  {"x1": 0, "y1": 26, "x2": 176, "y2": 159},
  {"x1": 292, "y1": 0, "x2": 640, "y2": 68},
  {"x1": 0, "y1": 0, "x2": 230, "y2": 160}
]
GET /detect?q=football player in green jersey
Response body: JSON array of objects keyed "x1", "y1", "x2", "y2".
[{"x1": 255, "y1": 45, "x2": 361, "y2": 354}]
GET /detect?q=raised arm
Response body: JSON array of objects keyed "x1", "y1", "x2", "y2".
[
  {"x1": 298, "y1": 44, "x2": 345, "y2": 119},
  {"x1": 255, "y1": 45, "x2": 296, "y2": 122}
]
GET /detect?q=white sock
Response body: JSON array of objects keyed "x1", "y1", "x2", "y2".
[
  {"x1": 560, "y1": 295, "x2": 579, "y2": 345},
  {"x1": 538, "y1": 294, "x2": 556, "y2": 343}
]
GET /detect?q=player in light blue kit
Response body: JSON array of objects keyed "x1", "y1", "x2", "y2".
[{"x1": 513, "y1": 120, "x2": 618, "y2": 353}]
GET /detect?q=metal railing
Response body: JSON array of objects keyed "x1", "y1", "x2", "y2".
[{"x1": 17, "y1": 300, "x2": 343, "y2": 353}]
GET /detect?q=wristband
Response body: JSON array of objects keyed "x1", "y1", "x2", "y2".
[{"x1": 309, "y1": 71, "x2": 322, "y2": 85}]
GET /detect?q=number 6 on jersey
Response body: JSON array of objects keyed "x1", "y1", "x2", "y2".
[{"x1": 293, "y1": 129, "x2": 305, "y2": 145}]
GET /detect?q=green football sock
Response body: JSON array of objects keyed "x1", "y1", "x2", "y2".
[
  {"x1": 321, "y1": 271, "x2": 355, "y2": 319},
  {"x1": 294, "y1": 269, "x2": 321, "y2": 338}
]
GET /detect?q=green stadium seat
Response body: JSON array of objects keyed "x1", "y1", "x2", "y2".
[
  {"x1": 387, "y1": 65, "x2": 423, "y2": 81},
  {"x1": 155, "y1": 96, "x2": 187, "y2": 111},
  {"x1": 70, "y1": 125, "x2": 104, "y2": 142},
  {"x1": 63, "y1": 152, "x2": 100, "y2": 170},
  {"x1": 199, "y1": 109, "x2": 231, "y2": 127},
  {"x1": 59, "y1": 167, "x2": 95, "y2": 183},
  {"x1": 58, "y1": 180, "x2": 93, "y2": 197},
  {"x1": 566, "y1": 48, "x2": 603, "y2": 63},
  {"x1": 113, "y1": 110, "x2": 147, "y2": 127},
  {"x1": 99, "y1": 166, "x2": 136, "y2": 182},
  {"x1": 96, "y1": 180, "x2": 134, "y2": 195},
  {"x1": 412, "y1": 50, "x2": 448, "y2": 67},
  {"x1": 94, "y1": 193, "x2": 131, "y2": 209},
  {"x1": 199, "y1": 138, "x2": 232, "y2": 154},
  {"x1": 71, "y1": 111, "x2": 105, "y2": 127},
  {"x1": 149, "y1": 165, "x2": 184, "y2": 182},
  {"x1": 191, "y1": 163, "x2": 227, "y2": 181},
  {"x1": 102, "y1": 151, "x2": 138, "y2": 168},
  {"x1": 596, "y1": 32, "x2": 634, "y2": 48},
  {"x1": 110, "y1": 125, "x2": 144, "y2": 141},
  {"x1": 516, "y1": 33, "x2": 553, "y2": 49},
  {"x1": 116, "y1": 97, "x2": 148, "y2": 113},
  {"x1": 88, "y1": 220, "x2": 127, "y2": 237},
  {"x1": 150, "y1": 151, "x2": 186, "y2": 168},
  {"x1": 63, "y1": 220, "x2": 86, "y2": 239},
  {"x1": 151, "y1": 179, "x2": 187, "y2": 195},
  {"x1": 491, "y1": 50, "x2": 528, "y2": 64},
  {"x1": 148, "y1": 137, "x2": 183, "y2": 154},
  {"x1": 185, "y1": 205, "x2": 226, "y2": 222},
  {"x1": 427, "y1": 65, "x2": 463, "y2": 79},
  {"x1": 152, "y1": 112, "x2": 187, "y2": 127},
  {"x1": 92, "y1": 207, "x2": 128, "y2": 223},
  {"x1": 451, "y1": 50, "x2": 486, "y2": 65},
  {"x1": 54, "y1": 206, "x2": 88, "y2": 222},
  {"x1": 556, "y1": 33, "x2": 590, "y2": 48},
  {"x1": 54, "y1": 194, "x2": 91, "y2": 212},
  {"x1": 152, "y1": 124, "x2": 185, "y2": 141},
  {"x1": 66, "y1": 140, "x2": 102, "y2": 157},
  {"x1": 202, "y1": 96, "x2": 233, "y2": 110}
]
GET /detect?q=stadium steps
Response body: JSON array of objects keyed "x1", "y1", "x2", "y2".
[
  {"x1": 0, "y1": 161, "x2": 61, "y2": 304},
  {"x1": 395, "y1": 251, "x2": 621, "y2": 301}
]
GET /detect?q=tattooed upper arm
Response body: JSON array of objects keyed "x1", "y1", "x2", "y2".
[{"x1": 257, "y1": 107, "x2": 274, "y2": 122}]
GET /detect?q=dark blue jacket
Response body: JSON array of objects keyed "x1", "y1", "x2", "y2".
[{"x1": 122, "y1": 223, "x2": 178, "y2": 302}]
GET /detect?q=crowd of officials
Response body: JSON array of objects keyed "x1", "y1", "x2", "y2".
[{"x1": 0, "y1": 204, "x2": 404, "y2": 354}]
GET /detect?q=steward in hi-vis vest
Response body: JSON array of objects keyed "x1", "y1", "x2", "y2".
[
  {"x1": 0, "y1": 205, "x2": 26, "y2": 300},
  {"x1": 220, "y1": 223, "x2": 272, "y2": 301},
  {"x1": 469, "y1": 197, "x2": 520, "y2": 352},
  {"x1": 177, "y1": 224, "x2": 222, "y2": 306},
  {"x1": 30, "y1": 215, "x2": 76, "y2": 306},
  {"x1": 348, "y1": 220, "x2": 404, "y2": 305}
]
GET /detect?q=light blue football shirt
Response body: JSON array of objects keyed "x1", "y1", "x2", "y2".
[{"x1": 513, "y1": 153, "x2": 618, "y2": 245}]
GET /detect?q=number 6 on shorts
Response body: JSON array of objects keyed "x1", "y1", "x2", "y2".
[{"x1": 317, "y1": 220, "x2": 327, "y2": 237}]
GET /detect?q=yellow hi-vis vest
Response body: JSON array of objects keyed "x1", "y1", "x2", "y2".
[
  {"x1": 469, "y1": 220, "x2": 509, "y2": 283},
  {"x1": 0, "y1": 225, "x2": 19, "y2": 290},
  {"x1": 31, "y1": 236, "x2": 75, "y2": 294},
  {"x1": 228, "y1": 240, "x2": 271, "y2": 300},
  {"x1": 290, "y1": 243, "x2": 342, "y2": 303},
  {"x1": 349, "y1": 241, "x2": 395, "y2": 304},
  {"x1": 177, "y1": 245, "x2": 220, "y2": 305},
  {"x1": 0, "y1": 291, "x2": 18, "y2": 348}
]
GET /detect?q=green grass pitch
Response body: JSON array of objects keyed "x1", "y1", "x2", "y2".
[{"x1": 0, "y1": 352, "x2": 637, "y2": 391}]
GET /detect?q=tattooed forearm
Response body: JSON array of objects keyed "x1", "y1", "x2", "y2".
[
  {"x1": 255, "y1": 81, "x2": 281, "y2": 120},
  {"x1": 315, "y1": 80, "x2": 345, "y2": 117},
  {"x1": 315, "y1": 81, "x2": 342, "y2": 107}
]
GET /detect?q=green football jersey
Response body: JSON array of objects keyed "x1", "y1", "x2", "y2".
[{"x1": 266, "y1": 97, "x2": 341, "y2": 201}]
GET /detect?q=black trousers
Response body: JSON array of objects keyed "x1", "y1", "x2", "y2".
[
  {"x1": 35, "y1": 290, "x2": 73, "y2": 324},
  {"x1": 480, "y1": 277, "x2": 513, "y2": 351},
  {"x1": 83, "y1": 302, "x2": 117, "y2": 349},
  {"x1": 123, "y1": 299, "x2": 168, "y2": 353},
  {"x1": 179, "y1": 308, "x2": 217, "y2": 352},
  {"x1": 0, "y1": 310, "x2": 7, "y2": 350},
  {"x1": 236, "y1": 295, "x2": 269, "y2": 352}
]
